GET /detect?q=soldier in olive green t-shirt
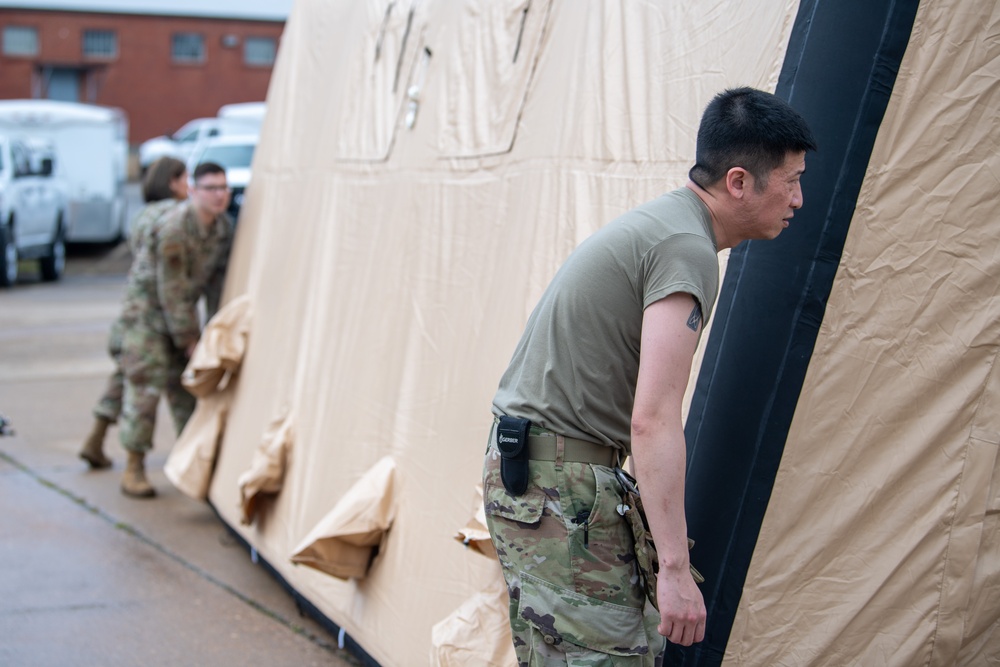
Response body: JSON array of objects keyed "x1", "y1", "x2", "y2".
[
  {"x1": 494, "y1": 187, "x2": 719, "y2": 453},
  {"x1": 484, "y1": 87, "x2": 816, "y2": 666}
]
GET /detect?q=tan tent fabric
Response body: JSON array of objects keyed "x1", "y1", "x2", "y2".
[
  {"x1": 430, "y1": 568, "x2": 516, "y2": 667},
  {"x1": 202, "y1": 1, "x2": 798, "y2": 664},
  {"x1": 725, "y1": 3, "x2": 1000, "y2": 666},
  {"x1": 290, "y1": 456, "x2": 397, "y2": 580},
  {"x1": 433, "y1": 0, "x2": 553, "y2": 158},
  {"x1": 237, "y1": 408, "x2": 294, "y2": 525},
  {"x1": 165, "y1": 295, "x2": 253, "y2": 499}
]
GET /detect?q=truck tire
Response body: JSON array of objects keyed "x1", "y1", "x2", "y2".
[
  {"x1": 39, "y1": 219, "x2": 66, "y2": 282},
  {"x1": 0, "y1": 224, "x2": 16, "y2": 287}
]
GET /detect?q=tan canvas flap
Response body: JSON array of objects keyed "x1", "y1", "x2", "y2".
[
  {"x1": 430, "y1": 570, "x2": 515, "y2": 667},
  {"x1": 182, "y1": 294, "x2": 252, "y2": 398},
  {"x1": 290, "y1": 456, "x2": 397, "y2": 580},
  {"x1": 237, "y1": 408, "x2": 294, "y2": 524},
  {"x1": 164, "y1": 385, "x2": 233, "y2": 500},
  {"x1": 167, "y1": 295, "x2": 251, "y2": 499},
  {"x1": 453, "y1": 484, "x2": 496, "y2": 559}
]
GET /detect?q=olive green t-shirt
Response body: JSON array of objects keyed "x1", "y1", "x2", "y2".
[{"x1": 492, "y1": 187, "x2": 719, "y2": 452}]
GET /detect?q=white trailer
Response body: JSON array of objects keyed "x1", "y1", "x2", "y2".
[{"x1": 0, "y1": 100, "x2": 128, "y2": 244}]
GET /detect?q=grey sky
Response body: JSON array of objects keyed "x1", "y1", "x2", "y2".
[{"x1": 0, "y1": 0, "x2": 294, "y2": 21}]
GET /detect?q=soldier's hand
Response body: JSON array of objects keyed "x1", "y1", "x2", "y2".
[
  {"x1": 185, "y1": 341, "x2": 197, "y2": 358},
  {"x1": 656, "y1": 566, "x2": 706, "y2": 646}
]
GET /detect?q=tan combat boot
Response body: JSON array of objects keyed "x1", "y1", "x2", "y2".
[
  {"x1": 121, "y1": 451, "x2": 156, "y2": 498},
  {"x1": 79, "y1": 416, "x2": 113, "y2": 469}
]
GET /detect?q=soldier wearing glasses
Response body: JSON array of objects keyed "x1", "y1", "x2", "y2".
[{"x1": 116, "y1": 161, "x2": 234, "y2": 498}]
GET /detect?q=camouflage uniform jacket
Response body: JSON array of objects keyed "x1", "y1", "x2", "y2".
[
  {"x1": 127, "y1": 199, "x2": 181, "y2": 255},
  {"x1": 120, "y1": 201, "x2": 233, "y2": 351}
]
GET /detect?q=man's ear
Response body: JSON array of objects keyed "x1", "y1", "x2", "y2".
[{"x1": 726, "y1": 167, "x2": 750, "y2": 199}]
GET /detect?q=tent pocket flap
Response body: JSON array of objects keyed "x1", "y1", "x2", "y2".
[
  {"x1": 182, "y1": 294, "x2": 252, "y2": 398},
  {"x1": 237, "y1": 408, "x2": 294, "y2": 524},
  {"x1": 164, "y1": 384, "x2": 233, "y2": 500},
  {"x1": 291, "y1": 456, "x2": 397, "y2": 580},
  {"x1": 518, "y1": 572, "x2": 647, "y2": 657},
  {"x1": 454, "y1": 483, "x2": 498, "y2": 559},
  {"x1": 430, "y1": 570, "x2": 516, "y2": 667}
]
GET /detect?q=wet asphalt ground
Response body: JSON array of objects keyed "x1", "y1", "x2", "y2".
[{"x1": 0, "y1": 184, "x2": 360, "y2": 667}]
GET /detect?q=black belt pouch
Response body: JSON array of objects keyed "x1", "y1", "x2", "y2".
[{"x1": 496, "y1": 416, "x2": 531, "y2": 496}]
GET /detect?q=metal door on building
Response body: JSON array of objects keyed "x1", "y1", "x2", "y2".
[{"x1": 43, "y1": 68, "x2": 81, "y2": 102}]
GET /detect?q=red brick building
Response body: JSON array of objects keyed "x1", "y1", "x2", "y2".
[{"x1": 0, "y1": 3, "x2": 287, "y2": 144}]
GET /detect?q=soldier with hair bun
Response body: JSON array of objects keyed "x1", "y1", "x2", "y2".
[{"x1": 79, "y1": 156, "x2": 189, "y2": 470}]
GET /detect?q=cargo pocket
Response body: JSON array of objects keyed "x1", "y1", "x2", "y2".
[
  {"x1": 482, "y1": 448, "x2": 548, "y2": 577},
  {"x1": 483, "y1": 480, "x2": 547, "y2": 525},
  {"x1": 518, "y1": 572, "x2": 649, "y2": 664},
  {"x1": 482, "y1": 447, "x2": 546, "y2": 525},
  {"x1": 567, "y1": 465, "x2": 646, "y2": 610}
]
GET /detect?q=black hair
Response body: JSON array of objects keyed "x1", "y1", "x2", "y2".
[
  {"x1": 141, "y1": 156, "x2": 186, "y2": 203},
  {"x1": 689, "y1": 87, "x2": 817, "y2": 191},
  {"x1": 192, "y1": 161, "x2": 226, "y2": 182}
]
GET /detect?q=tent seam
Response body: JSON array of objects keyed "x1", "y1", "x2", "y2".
[{"x1": 925, "y1": 341, "x2": 1000, "y2": 665}]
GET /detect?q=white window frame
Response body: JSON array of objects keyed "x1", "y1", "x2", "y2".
[
  {"x1": 172, "y1": 32, "x2": 205, "y2": 64},
  {"x1": 3, "y1": 26, "x2": 39, "y2": 57},
  {"x1": 244, "y1": 36, "x2": 276, "y2": 66},
  {"x1": 82, "y1": 29, "x2": 117, "y2": 59}
]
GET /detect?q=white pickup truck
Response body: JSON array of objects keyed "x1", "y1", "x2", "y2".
[{"x1": 0, "y1": 136, "x2": 67, "y2": 286}]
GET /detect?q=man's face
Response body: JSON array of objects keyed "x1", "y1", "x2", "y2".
[
  {"x1": 743, "y1": 150, "x2": 806, "y2": 240},
  {"x1": 190, "y1": 171, "x2": 230, "y2": 219}
]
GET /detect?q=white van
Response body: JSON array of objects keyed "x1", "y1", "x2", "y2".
[{"x1": 0, "y1": 100, "x2": 128, "y2": 244}]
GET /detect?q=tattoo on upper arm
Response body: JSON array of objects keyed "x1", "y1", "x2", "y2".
[{"x1": 686, "y1": 302, "x2": 702, "y2": 332}]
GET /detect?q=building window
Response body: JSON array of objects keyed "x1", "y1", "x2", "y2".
[
  {"x1": 3, "y1": 26, "x2": 39, "y2": 57},
  {"x1": 82, "y1": 29, "x2": 117, "y2": 58},
  {"x1": 244, "y1": 37, "x2": 276, "y2": 66},
  {"x1": 172, "y1": 32, "x2": 205, "y2": 63}
]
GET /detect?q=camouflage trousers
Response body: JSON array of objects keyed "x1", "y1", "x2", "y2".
[
  {"x1": 483, "y1": 423, "x2": 665, "y2": 666},
  {"x1": 93, "y1": 318, "x2": 125, "y2": 422},
  {"x1": 119, "y1": 325, "x2": 195, "y2": 453}
]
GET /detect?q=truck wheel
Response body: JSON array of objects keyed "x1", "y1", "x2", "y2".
[
  {"x1": 0, "y1": 225, "x2": 16, "y2": 287},
  {"x1": 40, "y1": 221, "x2": 66, "y2": 282}
]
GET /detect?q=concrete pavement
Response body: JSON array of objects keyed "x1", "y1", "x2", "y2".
[{"x1": 0, "y1": 253, "x2": 359, "y2": 666}]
